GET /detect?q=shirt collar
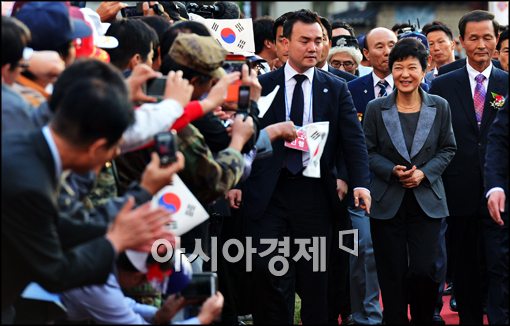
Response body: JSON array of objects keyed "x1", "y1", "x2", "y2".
[
  {"x1": 371, "y1": 72, "x2": 394, "y2": 89},
  {"x1": 42, "y1": 125, "x2": 63, "y2": 181},
  {"x1": 319, "y1": 62, "x2": 329, "y2": 72},
  {"x1": 284, "y1": 62, "x2": 315, "y2": 83},
  {"x1": 466, "y1": 60, "x2": 492, "y2": 82}
]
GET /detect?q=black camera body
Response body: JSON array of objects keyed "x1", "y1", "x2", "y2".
[
  {"x1": 121, "y1": 3, "x2": 144, "y2": 18},
  {"x1": 185, "y1": 2, "x2": 218, "y2": 19},
  {"x1": 146, "y1": 76, "x2": 167, "y2": 102},
  {"x1": 154, "y1": 131, "x2": 178, "y2": 166},
  {"x1": 180, "y1": 272, "x2": 218, "y2": 303},
  {"x1": 121, "y1": 2, "x2": 165, "y2": 18}
]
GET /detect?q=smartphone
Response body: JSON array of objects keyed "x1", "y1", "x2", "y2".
[
  {"x1": 121, "y1": 3, "x2": 144, "y2": 18},
  {"x1": 180, "y1": 272, "x2": 218, "y2": 302},
  {"x1": 223, "y1": 54, "x2": 247, "y2": 104},
  {"x1": 154, "y1": 131, "x2": 178, "y2": 166},
  {"x1": 238, "y1": 85, "x2": 250, "y2": 110},
  {"x1": 146, "y1": 76, "x2": 167, "y2": 101}
]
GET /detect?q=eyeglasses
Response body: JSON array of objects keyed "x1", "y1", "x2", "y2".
[{"x1": 331, "y1": 60, "x2": 355, "y2": 69}]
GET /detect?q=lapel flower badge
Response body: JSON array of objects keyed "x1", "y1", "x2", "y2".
[{"x1": 490, "y1": 92, "x2": 505, "y2": 110}]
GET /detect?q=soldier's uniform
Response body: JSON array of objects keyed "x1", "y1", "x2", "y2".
[{"x1": 177, "y1": 123, "x2": 244, "y2": 204}]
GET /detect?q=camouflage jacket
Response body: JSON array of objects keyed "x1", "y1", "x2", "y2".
[{"x1": 177, "y1": 124, "x2": 244, "y2": 205}]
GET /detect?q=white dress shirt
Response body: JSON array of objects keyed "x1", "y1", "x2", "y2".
[
  {"x1": 466, "y1": 60, "x2": 492, "y2": 98},
  {"x1": 371, "y1": 72, "x2": 394, "y2": 97},
  {"x1": 284, "y1": 63, "x2": 315, "y2": 166}
]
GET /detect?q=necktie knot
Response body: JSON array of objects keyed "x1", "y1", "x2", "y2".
[
  {"x1": 377, "y1": 79, "x2": 389, "y2": 88},
  {"x1": 376, "y1": 79, "x2": 389, "y2": 97},
  {"x1": 475, "y1": 74, "x2": 486, "y2": 84},
  {"x1": 294, "y1": 74, "x2": 307, "y2": 85}
]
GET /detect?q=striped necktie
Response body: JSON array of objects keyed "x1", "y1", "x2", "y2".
[
  {"x1": 376, "y1": 79, "x2": 389, "y2": 98},
  {"x1": 474, "y1": 74, "x2": 486, "y2": 126}
]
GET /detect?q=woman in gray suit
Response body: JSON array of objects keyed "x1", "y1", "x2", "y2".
[{"x1": 362, "y1": 38, "x2": 457, "y2": 324}]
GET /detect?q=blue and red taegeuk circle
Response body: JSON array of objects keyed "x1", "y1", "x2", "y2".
[
  {"x1": 220, "y1": 28, "x2": 236, "y2": 44},
  {"x1": 158, "y1": 193, "x2": 181, "y2": 213}
]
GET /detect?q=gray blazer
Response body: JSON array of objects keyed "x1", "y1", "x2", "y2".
[{"x1": 363, "y1": 89, "x2": 457, "y2": 220}]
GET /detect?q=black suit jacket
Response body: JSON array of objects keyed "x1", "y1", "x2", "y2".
[
  {"x1": 438, "y1": 58, "x2": 502, "y2": 76},
  {"x1": 429, "y1": 66, "x2": 509, "y2": 216},
  {"x1": 1, "y1": 131, "x2": 115, "y2": 311},
  {"x1": 241, "y1": 65, "x2": 370, "y2": 220},
  {"x1": 484, "y1": 100, "x2": 508, "y2": 196}
]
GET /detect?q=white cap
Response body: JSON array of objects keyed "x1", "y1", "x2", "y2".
[
  {"x1": 79, "y1": 7, "x2": 118, "y2": 49},
  {"x1": 188, "y1": 12, "x2": 206, "y2": 22},
  {"x1": 125, "y1": 250, "x2": 149, "y2": 273}
]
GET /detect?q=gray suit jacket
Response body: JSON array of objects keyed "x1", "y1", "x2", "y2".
[{"x1": 363, "y1": 89, "x2": 457, "y2": 220}]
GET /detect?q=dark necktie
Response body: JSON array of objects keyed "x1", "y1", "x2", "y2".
[
  {"x1": 376, "y1": 79, "x2": 389, "y2": 98},
  {"x1": 474, "y1": 74, "x2": 486, "y2": 126},
  {"x1": 286, "y1": 74, "x2": 307, "y2": 174}
]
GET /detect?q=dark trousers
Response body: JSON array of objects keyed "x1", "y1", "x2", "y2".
[
  {"x1": 448, "y1": 213, "x2": 485, "y2": 324},
  {"x1": 1, "y1": 305, "x2": 15, "y2": 324},
  {"x1": 245, "y1": 172, "x2": 332, "y2": 324},
  {"x1": 435, "y1": 218, "x2": 448, "y2": 313},
  {"x1": 370, "y1": 190, "x2": 442, "y2": 325},
  {"x1": 482, "y1": 210, "x2": 509, "y2": 325},
  {"x1": 328, "y1": 202, "x2": 352, "y2": 324}
]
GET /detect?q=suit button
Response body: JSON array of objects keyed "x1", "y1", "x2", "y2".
[{"x1": 478, "y1": 142, "x2": 482, "y2": 146}]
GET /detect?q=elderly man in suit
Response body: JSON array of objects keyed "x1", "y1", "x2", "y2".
[
  {"x1": 429, "y1": 10, "x2": 509, "y2": 324},
  {"x1": 484, "y1": 100, "x2": 508, "y2": 325},
  {"x1": 240, "y1": 9, "x2": 371, "y2": 324}
]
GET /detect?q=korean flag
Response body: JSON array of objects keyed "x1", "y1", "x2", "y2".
[
  {"x1": 204, "y1": 18, "x2": 256, "y2": 53},
  {"x1": 152, "y1": 175, "x2": 209, "y2": 236}
]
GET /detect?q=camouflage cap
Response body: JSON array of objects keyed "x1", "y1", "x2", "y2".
[{"x1": 168, "y1": 33, "x2": 227, "y2": 79}]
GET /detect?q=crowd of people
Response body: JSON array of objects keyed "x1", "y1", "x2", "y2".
[{"x1": 1, "y1": 1, "x2": 508, "y2": 325}]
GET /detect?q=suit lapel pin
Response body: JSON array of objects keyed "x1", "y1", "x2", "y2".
[
  {"x1": 323, "y1": 88, "x2": 328, "y2": 93},
  {"x1": 364, "y1": 89, "x2": 368, "y2": 94}
]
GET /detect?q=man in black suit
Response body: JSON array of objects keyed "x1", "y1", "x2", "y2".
[
  {"x1": 429, "y1": 10, "x2": 509, "y2": 324},
  {"x1": 1, "y1": 60, "x2": 174, "y2": 323},
  {"x1": 240, "y1": 10, "x2": 371, "y2": 324},
  {"x1": 484, "y1": 100, "x2": 508, "y2": 325}
]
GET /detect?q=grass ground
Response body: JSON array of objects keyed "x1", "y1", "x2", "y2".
[{"x1": 294, "y1": 294, "x2": 301, "y2": 324}]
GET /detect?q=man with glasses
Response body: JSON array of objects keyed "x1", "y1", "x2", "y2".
[{"x1": 328, "y1": 35, "x2": 363, "y2": 76}]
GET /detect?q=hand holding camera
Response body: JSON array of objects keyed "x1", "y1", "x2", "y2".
[
  {"x1": 197, "y1": 292, "x2": 224, "y2": 324},
  {"x1": 97, "y1": 1, "x2": 128, "y2": 22},
  {"x1": 163, "y1": 70, "x2": 194, "y2": 107},
  {"x1": 228, "y1": 114, "x2": 254, "y2": 152},
  {"x1": 199, "y1": 72, "x2": 241, "y2": 114},
  {"x1": 126, "y1": 64, "x2": 162, "y2": 103},
  {"x1": 141, "y1": 1, "x2": 171, "y2": 20},
  {"x1": 241, "y1": 63, "x2": 262, "y2": 102},
  {"x1": 154, "y1": 294, "x2": 187, "y2": 324},
  {"x1": 140, "y1": 150, "x2": 185, "y2": 195},
  {"x1": 144, "y1": 70, "x2": 193, "y2": 106}
]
